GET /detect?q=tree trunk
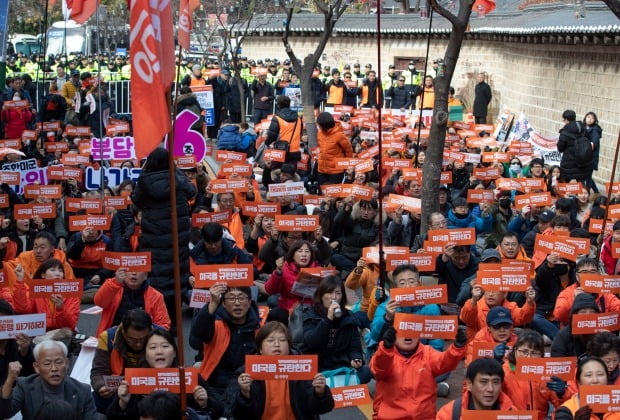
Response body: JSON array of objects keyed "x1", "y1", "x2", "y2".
[
  {"x1": 420, "y1": 14, "x2": 470, "y2": 234},
  {"x1": 298, "y1": 69, "x2": 317, "y2": 148}
]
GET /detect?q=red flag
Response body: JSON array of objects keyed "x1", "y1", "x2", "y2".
[
  {"x1": 472, "y1": 0, "x2": 496, "y2": 15},
  {"x1": 178, "y1": 0, "x2": 200, "y2": 51},
  {"x1": 130, "y1": 0, "x2": 175, "y2": 159},
  {"x1": 64, "y1": 0, "x2": 99, "y2": 24}
]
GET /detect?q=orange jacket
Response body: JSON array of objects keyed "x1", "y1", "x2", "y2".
[
  {"x1": 3, "y1": 249, "x2": 74, "y2": 291},
  {"x1": 497, "y1": 245, "x2": 531, "y2": 261},
  {"x1": 466, "y1": 327, "x2": 518, "y2": 366},
  {"x1": 94, "y1": 278, "x2": 171, "y2": 335},
  {"x1": 214, "y1": 209, "x2": 245, "y2": 250},
  {"x1": 436, "y1": 390, "x2": 516, "y2": 420},
  {"x1": 344, "y1": 265, "x2": 379, "y2": 312},
  {"x1": 12, "y1": 281, "x2": 80, "y2": 331},
  {"x1": 460, "y1": 298, "x2": 536, "y2": 341},
  {"x1": 198, "y1": 319, "x2": 231, "y2": 381},
  {"x1": 360, "y1": 83, "x2": 382, "y2": 107},
  {"x1": 553, "y1": 284, "x2": 620, "y2": 327},
  {"x1": 559, "y1": 394, "x2": 620, "y2": 419},
  {"x1": 502, "y1": 362, "x2": 571, "y2": 420},
  {"x1": 418, "y1": 87, "x2": 435, "y2": 109},
  {"x1": 68, "y1": 238, "x2": 107, "y2": 270},
  {"x1": 369, "y1": 341, "x2": 466, "y2": 419},
  {"x1": 317, "y1": 122, "x2": 353, "y2": 175}
]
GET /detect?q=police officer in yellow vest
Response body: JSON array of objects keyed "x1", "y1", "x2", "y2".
[
  {"x1": 400, "y1": 60, "x2": 423, "y2": 89},
  {"x1": 264, "y1": 95, "x2": 303, "y2": 164}
]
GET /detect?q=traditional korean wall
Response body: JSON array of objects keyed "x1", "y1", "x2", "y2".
[{"x1": 244, "y1": 35, "x2": 620, "y2": 184}]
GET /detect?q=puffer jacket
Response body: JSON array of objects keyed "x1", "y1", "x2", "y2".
[
  {"x1": 264, "y1": 260, "x2": 319, "y2": 311},
  {"x1": 447, "y1": 208, "x2": 493, "y2": 233},
  {"x1": 317, "y1": 122, "x2": 353, "y2": 175},
  {"x1": 558, "y1": 121, "x2": 590, "y2": 181},
  {"x1": 371, "y1": 341, "x2": 466, "y2": 420},
  {"x1": 217, "y1": 124, "x2": 243, "y2": 151},
  {"x1": 132, "y1": 169, "x2": 196, "y2": 295},
  {"x1": 333, "y1": 206, "x2": 379, "y2": 262},
  {"x1": 300, "y1": 304, "x2": 364, "y2": 371}
]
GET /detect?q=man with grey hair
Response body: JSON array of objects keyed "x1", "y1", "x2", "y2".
[{"x1": 0, "y1": 339, "x2": 96, "y2": 419}]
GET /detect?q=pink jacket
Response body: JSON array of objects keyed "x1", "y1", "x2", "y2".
[{"x1": 265, "y1": 260, "x2": 319, "y2": 311}]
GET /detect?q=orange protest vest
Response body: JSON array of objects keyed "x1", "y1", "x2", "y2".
[
  {"x1": 560, "y1": 395, "x2": 620, "y2": 419},
  {"x1": 198, "y1": 320, "x2": 231, "y2": 380},
  {"x1": 190, "y1": 76, "x2": 206, "y2": 87},
  {"x1": 275, "y1": 116, "x2": 302, "y2": 154}
]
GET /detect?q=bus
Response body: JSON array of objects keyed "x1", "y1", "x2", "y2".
[
  {"x1": 45, "y1": 20, "x2": 95, "y2": 57},
  {"x1": 7, "y1": 34, "x2": 41, "y2": 57}
]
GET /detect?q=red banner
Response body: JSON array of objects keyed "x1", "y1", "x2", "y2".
[
  {"x1": 245, "y1": 355, "x2": 318, "y2": 380},
  {"x1": 215, "y1": 150, "x2": 246, "y2": 162},
  {"x1": 408, "y1": 252, "x2": 438, "y2": 272},
  {"x1": 65, "y1": 198, "x2": 103, "y2": 214},
  {"x1": 534, "y1": 234, "x2": 578, "y2": 262},
  {"x1": 240, "y1": 202, "x2": 280, "y2": 217},
  {"x1": 210, "y1": 179, "x2": 248, "y2": 193},
  {"x1": 130, "y1": 0, "x2": 175, "y2": 158},
  {"x1": 178, "y1": 0, "x2": 199, "y2": 50}
]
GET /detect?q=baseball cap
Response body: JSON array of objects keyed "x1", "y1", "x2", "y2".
[
  {"x1": 409, "y1": 60, "x2": 415, "y2": 65},
  {"x1": 481, "y1": 249, "x2": 501, "y2": 262},
  {"x1": 487, "y1": 307, "x2": 513, "y2": 326},
  {"x1": 70, "y1": 69, "x2": 80, "y2": 76},
  {"x1": 221, "y1": 69, "x2": 231, "y2": 76},
  {"x1": 388, "y1": 64, "x2": 395, "y2": 69},
  {"x1": 538, "y1": 210, "x2": 555, "y2": 223}
]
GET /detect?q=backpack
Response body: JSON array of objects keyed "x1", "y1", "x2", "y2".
[
  {"x1": 573, "y1": 122, "x2": 593, "y2": 167},
  {"x1": 289, "y1": 303, "x2": 313, "y2": 349}
]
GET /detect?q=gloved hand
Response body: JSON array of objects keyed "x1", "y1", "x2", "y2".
[
  {"x1": 454, "y1": 326, "x2": 468, "y2": 348},
  {"x1": 382, "y1": 326, "x2": 396, "y2": 349},
  {"x1": 574, "y1": 406, "x2": 593, "y2": 420},
  {"x1": 546, "y1": 376, "x2": 567, "y2": 397},
  {"x1": 493, "y1": 342, "x2": 509, "y2": 362}
]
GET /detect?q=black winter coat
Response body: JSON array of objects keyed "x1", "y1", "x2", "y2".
[
  {"x1": 132, "y1": 168, "x2": 196, "y2": 295},
  {"x1": 550, "y1": 325, "x2": 588, "y2": 358},
  {"x1": 473, "y1": 81, "x2": 492, "y2": 117},
  {"x1": 230, "y1": 375, "x2": 334, "y2": 420},
  {"x1": 533, "y1": 262, "x2": 576, "y2": 317},
  {"x1": 301, "y1": 305, "x2": 364, "y2": 371},
  {"x1": 557, "y1": 121, "x2": 591, "y2": 181},
  {"x1": 387, "y1": 85, "x2": 413, "y2": 109},
  {"x1": 333, "y1": 208, "x2": 378, "y2": 262}
]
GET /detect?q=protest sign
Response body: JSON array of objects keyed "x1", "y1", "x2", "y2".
[
  {"x1": 572, "y1": 312, "x2": 620, "y2": 334},
  {"x1": 394, "y1": 313, "x2": 458, "y2": 339},
  {"x1": 0, "y1": 314, "x2": 46, "y2": 338},
  {"x1": 332, "y1": 385, "x2": 372, "y2": 409},
  {"x1": 14, "y1": 203, "x2": 56, "y2": 220},
  {"x1": 30, "y1": 279, "x2": 83, "y2": 299},
  {"x1": 274, "y1": 215, "x2": 319, "y2": 232},
  {"x1": 125, "y1": 368, "x2": 198, "y2": 394},
  {"x1": 579, "y1": 385, "x2": 620, "y2": 413},
  {"x1": 268, "y1": 182, "x2": 305, "y2": 197},
  {"x1": 102, "y1": 252, "x2": 151, "y2": 272},
  {"x1": 68, "y1": 215, "x2": 111, "y2": 231},
  {"x1": 191, "y1": 263, "x2": 254, "y2": 288},
  {"x1": 245, "y1": 355, "x2": 318, "y2": 380},
  {"x1": 427, "y1": 228, "x2": 476, "y2": 246},
  {"x1": 391, "y1": 285, "x2": 448, "y2": 306},
  {"x1": 515, "y1": 357, "x2": 575, "y2": 382},
  {"x1": 191, "y1": 210, "x2": 231, "y2": 227}
]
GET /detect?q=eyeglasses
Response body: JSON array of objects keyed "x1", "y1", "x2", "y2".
[
  {"x1": 431, "y1": 220, "x2": 448, "y2": 228},
  {"x1": 124, "y1": 334, "x2": 149, "y2": 344},
  {"x1": 344, "y1": 76, "x2": 351, "y2": 79},
  {"x1": 399, "y1": 79, "x2": 405, "y2": 82},
  {"x1": 516, "y1": 348, "x2": 542, "y2": 357},
  {"x1": 224, "y1": 295, "x2": 249, "y2": 303}
]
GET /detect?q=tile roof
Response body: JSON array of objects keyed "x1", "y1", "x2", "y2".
[{"x1": 246, "y1": 3, "x2": 620, "y2": 35}]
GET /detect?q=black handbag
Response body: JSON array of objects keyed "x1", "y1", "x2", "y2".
[{"x1": 272, "y1": 117, "x2": 299, "y2": 152}]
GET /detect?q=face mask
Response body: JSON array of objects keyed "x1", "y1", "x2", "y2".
[
  {"x1": 499, "y1": 198, "x2": 511, "y2": 209},
  {"x1": 510, "y1": 164, "x2": 521, "y2": 173},
  {"x1": 408, "y1": 65, "x2": 414, "y2": 70}
]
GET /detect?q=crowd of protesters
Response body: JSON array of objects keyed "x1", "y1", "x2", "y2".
[{"x1": 0, "y1": 51, "x2": 617, "y2": 420}]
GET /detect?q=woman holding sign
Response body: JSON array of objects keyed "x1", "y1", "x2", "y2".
[
  {"x1": 107, "y1": 329, "x2": 223, "y2": 420},
  {"x1": 265, "y1": 240, "x2": 321, "y2": 311},
  {"x1": 555, "y1": 356, "x2": 619, "y2": 420},
  {"x1": 13, "y1": 258, "x2": 80, "y2": 331},
  {"x1": 501, "y1": 330, "x2": 572, "y2": 420},
  {"x1": 232, "y1": 321, "x2": 334, "y2": 419}
]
